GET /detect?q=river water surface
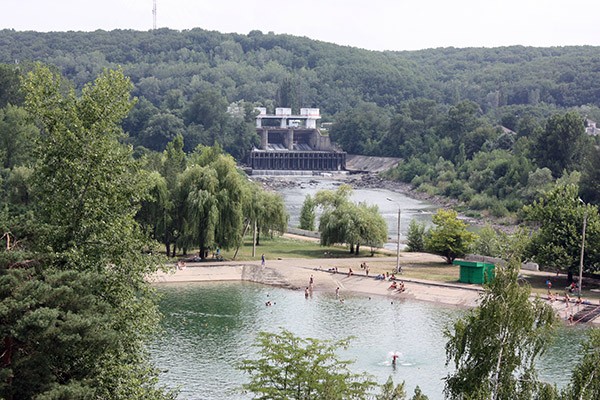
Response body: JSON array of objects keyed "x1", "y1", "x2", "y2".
[
  {"x1": 150, "y1": 282, "x2": 587, "y2": 400},
  {"x1": 275, "y1": 177, "x2": 437, "y2": 247}
]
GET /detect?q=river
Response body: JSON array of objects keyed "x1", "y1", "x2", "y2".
[
  {"x1": 149, "y1": 177, "x2": 587, "y2": 399},
  {"x1": 150, "y1": 282, "x2": 586, "y2": 400},
  {"x1": 271, "y1": 176, "x2": 437, "y2": 247}
]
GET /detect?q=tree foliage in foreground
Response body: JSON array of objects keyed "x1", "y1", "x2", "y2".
[
  {"x1": 444, "y1": 260, "x2": 557, "y2": 400},
  {"x1": 0, "y1": 64, "x2": 175, "y2": 399},
  {"x1": 240, "y1": 329, "x2": 377, "y2": 399}
]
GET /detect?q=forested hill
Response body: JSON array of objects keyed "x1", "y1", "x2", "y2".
[
  {"x1": 2, "y1": 27, "x2": 600, "y2": 227},
  {"x1": 1, "y1": 28, "x2": 599, "y2": 116}
]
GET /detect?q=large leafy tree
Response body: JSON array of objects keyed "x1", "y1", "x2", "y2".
[
  {"x1": 579, "y1": 146, "x2": 600, "y2": 205},
  {"x1": 139, "y1": 112, "x2": 185, "y2": 151},
  {"x1": 0, "y1": 64, "x2": 23, "y2": 108},
  {"x1": 2, "y1": 64, "x2": 174, "y2": 399},
  {"x1": 424, "y1": 209, "x2": 476, "y2": 264},
  {"x1": 316, "y1": 185, "x2": 387, "y2": 255},
  {"x1": 330, "y1": 102, "x2": 391, "y2": 155},
  {"x1": 240, "y1": 330, "x2": 377, "y2": 399},
  {"x1": 0, "y1": 105, "x2": 38, "y2": 169},
  {"x1": 158, "y1": 134, "x2": 187, "y2": 257},
  {"x1": 531, "y1": 112, "x2": 588, "y2": 177},
  {"x1": 523, "y1": 183, "x2": 600, "y2": 274},
  {"x1": 179, "y1": 145, "x2": 246, "y2": 258},
  {"x1": 444, "y1": 260, "x2": 557, "y2": 400}
]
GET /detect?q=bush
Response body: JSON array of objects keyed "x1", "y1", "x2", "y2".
[
  {"x1": 406, "y1": 219, "x2": 426, "y2": 252},
  {"x1": 468, "y1": 193, "x2": 498, "y2": 210}
]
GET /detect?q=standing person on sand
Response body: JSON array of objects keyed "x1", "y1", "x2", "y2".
[
  {"x1": 335, "y1": 287, "x2": 340, "y2": 298},
  {"x1": 261, "y1": 254, "x2": 265, "y2": 267}
]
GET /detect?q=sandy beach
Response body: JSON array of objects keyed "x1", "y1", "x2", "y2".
[
  {"x1": 150, "y1": 253, "x2": 600, "y2": 325},
  {"x1": 151, "y1": 254, "x2": 483, "y2": 308}
]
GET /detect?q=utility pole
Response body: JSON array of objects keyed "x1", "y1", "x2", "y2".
[
  {"x1": 578, "y1": 201, "x2": 587, "y2": 297},
  {"x1": 386, "y1": 198, "x2": 402, "y2": 274},
  {"x1": 152, "y1": 0, "x2": 157, "y2": 30}
]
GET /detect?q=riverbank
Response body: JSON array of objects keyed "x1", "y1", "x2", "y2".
[
  {"x1": 151, "y1": 255, "x2": 480, "y2": 308},
  {"x1": 150, "y1": 254, "x2": 600, "y2": 325},
  {"x1": 253, "y1": 172, "x2": 515, "y2": 231}
]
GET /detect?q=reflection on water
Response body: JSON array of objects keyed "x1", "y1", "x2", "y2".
[{"x1": 150, "y1": 282, "x2": 586, "y2": 400}]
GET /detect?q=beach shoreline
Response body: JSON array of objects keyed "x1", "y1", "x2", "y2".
[
  {"x1": 151, "y1": 255, "x2": 600, "y2": 325},
  {"x1": 152, "y1": 255, "x2": 482, "y2": 309}
]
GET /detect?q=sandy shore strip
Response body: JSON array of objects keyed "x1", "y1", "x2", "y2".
[
  {"x1": 150, "y1": 255, "x2": 600, "y2": 325},
  {"x1": 150, "y1": 256, "x2": 482, "y2": 308}
]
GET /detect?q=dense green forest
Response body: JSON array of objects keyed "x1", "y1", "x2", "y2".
[
  {"x1": 2, "y1": 29, "x2": 600, "y2": 113},
  {"x1": 1, "y1": 27, "x2": 600, "y2": 215}
]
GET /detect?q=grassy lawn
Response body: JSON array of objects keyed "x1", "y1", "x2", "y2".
[
  {"x1": 401, "y1": 265, "x2": 461, "y2": 283},
  {"x1": 205, "y1": 235, "x2": 393, "y2": 262}
]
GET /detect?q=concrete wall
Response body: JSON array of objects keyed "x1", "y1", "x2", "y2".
[{"x1": 465, "y1": 254, "x2": 539, "y2": 271}]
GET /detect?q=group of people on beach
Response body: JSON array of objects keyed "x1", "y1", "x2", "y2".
[
  {"x1": 388, "y1": 280, "x2": 405, "y2": 293},
  {"x1": 545, "y1": 278, "x2": 597, "y2": 324}
]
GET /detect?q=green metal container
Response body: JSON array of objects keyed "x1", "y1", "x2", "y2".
[{"x1": 453, "y1": 260, "x2": 495, "y2": 284}]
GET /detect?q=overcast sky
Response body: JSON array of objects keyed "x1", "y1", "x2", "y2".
[{"x1": 2, "y1": 0, "x2": 600, "y2": 51}]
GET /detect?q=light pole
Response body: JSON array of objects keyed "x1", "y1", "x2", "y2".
[
  {"x1": 386, "y1": 198, "x2": 401, "y2": 274},
  {"x1": 578, "y1": 198, "x2": 588, "y2": 297}
]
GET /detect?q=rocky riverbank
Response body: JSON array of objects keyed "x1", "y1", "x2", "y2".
[
  {"x1": 252, "y1": 172, "x2": 456, "y2": 207},
  {"x1": 252, "y1": 172, "x2": 511, "y2": 230}
]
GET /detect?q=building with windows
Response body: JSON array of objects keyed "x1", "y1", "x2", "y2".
[{"x1": 250, "y1": 107, "x2": 346, "y2": 173}]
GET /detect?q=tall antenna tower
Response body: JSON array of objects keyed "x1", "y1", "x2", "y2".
[{"x1": 152, "y1": 0, "x2": 157, "y2": 30}]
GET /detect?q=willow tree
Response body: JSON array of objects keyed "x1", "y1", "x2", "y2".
[
  {"x1": 316, "y1": 185, "x2": 387, "y2": 255},
  {"x1": 159, "y1": 134, "x2": 187, "y2": 257},
  {"x1": 444, "y1": 259, "x2": 556, "y2": 400},
  {"x1": 136, "y1": 170, "x2": 170, "y2": 251},
  {"x1": 7, "y1": 64, "x2": 175, "y2": 399},
  {"x1": 252, "y1": 189, "x2": 288, "y2": 246},
  {"x1": 179, "y1": 146, "x2": 245, "y2": 258},
  {"x1": 355, "y1": 202, "x2": 388, "y2": 255}
]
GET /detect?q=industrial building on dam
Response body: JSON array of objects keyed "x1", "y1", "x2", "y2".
[{"x1": 249, "y1": 107, "x2": 346, "y2": 174}]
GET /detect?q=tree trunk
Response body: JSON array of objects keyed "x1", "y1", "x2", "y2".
[
  {"x1": 234, "y1": 220, "x2": 252, "y2": 260},
  {"x1": 165, "y1": 242, "x2": 171, "y2": 258},
  {"x1": 355, "y1": 243, "x2": 360, "y2": 255},
  {"x1": 350, "y1": 243, "x2": 354, "y2": 254}
]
